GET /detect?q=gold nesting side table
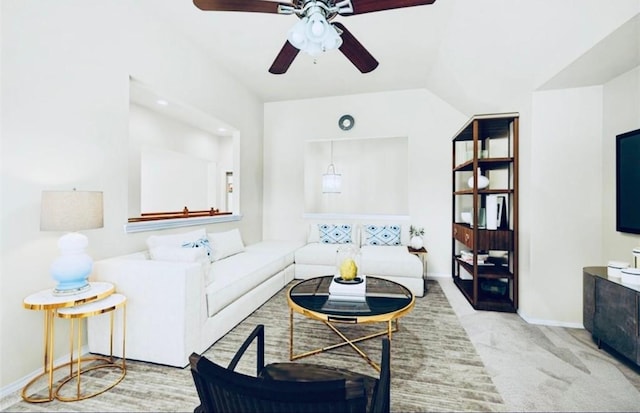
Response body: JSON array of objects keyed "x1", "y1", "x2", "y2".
[
  {"x1": 55, "y1": 293, "x2": 127, "y2": 401},
  {"x1": 21, "y1": 282, "x2": 126, "y2": 403}
]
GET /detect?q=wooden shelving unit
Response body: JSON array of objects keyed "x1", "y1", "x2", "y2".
[{"x1": 451, "y1": 113, "x2": 519, "y2": 312}]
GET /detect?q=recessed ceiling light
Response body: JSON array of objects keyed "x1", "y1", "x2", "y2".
[
  {"x1": 218, "y1": 127, "x2": 227, "y2": 133},
  {"x1": 156, "y1": 99, "x2": 168, "y2": 106}
]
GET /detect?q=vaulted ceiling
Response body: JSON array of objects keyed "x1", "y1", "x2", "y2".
[{"x1": 133, "y1": 0, "x2": 639, "y2": 114}]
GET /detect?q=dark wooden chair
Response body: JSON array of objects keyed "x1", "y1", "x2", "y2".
[{"x1": 190, "y1": 324, "x2": 390, "y2": 413}]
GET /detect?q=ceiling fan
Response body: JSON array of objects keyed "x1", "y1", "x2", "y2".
[{"x1": 193, "y1": 0, "x2": 436, "y2": 74}]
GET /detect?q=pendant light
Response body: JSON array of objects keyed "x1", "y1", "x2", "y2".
[{"x1": 322, "y1": 141, "x2": 341, "y2": 193}]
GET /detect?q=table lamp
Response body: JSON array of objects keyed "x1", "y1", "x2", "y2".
[{"x1": 40, "y1": 190, "x2": 104, "y2": 295}]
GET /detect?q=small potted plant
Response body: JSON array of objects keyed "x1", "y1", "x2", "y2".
[{"x1": 409, "y1": 225, "x2": 425, "y2": 250}]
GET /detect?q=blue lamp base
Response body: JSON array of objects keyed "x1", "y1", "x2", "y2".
[{"x1": 50, "y1": 232, "x2": 93, "y2": 296}]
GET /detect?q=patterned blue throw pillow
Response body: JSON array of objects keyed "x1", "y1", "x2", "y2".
[
  {"x1": 318, "y1": 224, "x2": 352, "y2": 244},
  {"x1": 365, "y1": 225, "x2": 401, "y2": 246}
]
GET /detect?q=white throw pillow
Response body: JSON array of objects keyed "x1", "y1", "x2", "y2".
[
  {"x1": 207, "y1": 228, "x2": 245, "y2": 261},
  {"x1": 146, "y1": 228, "x2": 207, "y2": 250}
]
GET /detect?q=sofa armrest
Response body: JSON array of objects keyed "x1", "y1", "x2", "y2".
[{"x1": 87, "y1": 255, "x2": 203, "y2": 367}]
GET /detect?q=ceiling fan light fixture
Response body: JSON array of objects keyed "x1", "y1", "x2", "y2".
[
  {"x1": 306, "y1": 10, "x2": 328, "y2": 40},
  {"x1": 287, "y1": 17, "x2": 309, "y2": 49},
  {"x1": 322, "y1": 25, "x2": 343, "y2": 50},
  {"x1": 287, "y1": 4, "x2": 343, "y2": 58}
]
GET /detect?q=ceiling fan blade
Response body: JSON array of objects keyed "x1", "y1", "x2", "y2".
[
  {"x1": 269, "y1": 41, "x2": 300, "y2": 74},
  {"x1": 334, "y1": 22, "x2": 378, "y2": 73},
  {"x1": 193, "y1": 0, "x2": 291, "y2": 13},
  {"x1": 346, "y1": 0, "x2": 436, "y2": 15}
]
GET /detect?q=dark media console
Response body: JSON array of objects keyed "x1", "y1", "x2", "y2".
[{"x1": 583, "y1": 266, "x2": 640, "y2": 367}]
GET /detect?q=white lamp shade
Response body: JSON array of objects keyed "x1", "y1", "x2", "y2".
[{"x1": 41, "y1": 190, "x2": 104, "y2": 231}]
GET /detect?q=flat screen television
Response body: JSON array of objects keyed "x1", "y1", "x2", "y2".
[{"x1": 616, "y1": 128, "x2": 640, "y2": 234}]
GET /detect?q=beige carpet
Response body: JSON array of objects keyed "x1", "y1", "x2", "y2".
[{"x1": 1, "y1": 280, "x2": 504, "y2": 412}]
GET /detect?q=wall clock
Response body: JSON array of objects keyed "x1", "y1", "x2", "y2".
[{"x1": 338, "y1": 114, "x2": 355, "y2": 131}]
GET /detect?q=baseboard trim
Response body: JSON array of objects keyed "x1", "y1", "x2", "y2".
[
  {"x1": 0, "y1": 345, "x2": 89, "y2": 402},
  {"x1": 517, "y1": 311, "x2": 584, "y2": 329},
  {"x1": 436, "y1": 273, "x2": 585, "y2": 329},
  {"x1": 426, "y1": 272, "x2": 450, "y2": 279}
]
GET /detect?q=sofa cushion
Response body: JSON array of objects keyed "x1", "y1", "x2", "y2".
[
  {"x1": 295, "y1": 243, "x2": 341, "y2": 266},
  {"x1": 359, "y1": 245, "x2": 422, "y2": 278},
  {"x1": 205, "y1": 253, "x2": 277, "y2": 317},
  {"x1": 244, "y1": 240, "x2": 302, "y2": 265},
  {"x1": 363, "y1": 225, "x2": 401, "y2": 246},
  {"x1": 207, "y1": 228, "x2": 245, "y2": 261},
  {"x1": 149, "y1": 246, "x2": 205, "y2": 262}
]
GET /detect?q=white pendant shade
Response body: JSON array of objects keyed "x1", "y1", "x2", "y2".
[
  {"x1": 323, "y1": 140, "x2": 341, "y2": 193},
  {"x1": 322, "y1": 168, "x2": 342, "y2": 193},
  {"x1": 287, "y1": 6, "x2": 342, "y2": 57}
]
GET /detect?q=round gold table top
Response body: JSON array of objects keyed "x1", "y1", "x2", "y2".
[
  {"x1": 23, "y1": 282, "x2": 115, "y2": 310},
  {"x1": 287, "y1": 275, "x2": 415, "y2": 323}
]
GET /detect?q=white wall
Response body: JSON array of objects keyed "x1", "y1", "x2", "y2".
[
  {"x1": 129, "y1": 103, "x2": 231, "y2": 215},
  {"x1": 1, "y1": 0, "x2": 264, "y2": 389},
  {"x1": 304, "y1": 137, "x2": 409, "y2": 215},
  {"x1": 522, "y1": 86, "x2": 604, "y2": 325},
  {"x1": 263, "y1": 89, "x2": 467, "y2": 276},
  {"x1": 602, "y1": 66, "x2": 640, "y2": 262}
]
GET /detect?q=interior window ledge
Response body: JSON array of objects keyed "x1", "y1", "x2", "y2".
[{"x1": 124, "y1": 214, "x2": 242, "y2": 233}]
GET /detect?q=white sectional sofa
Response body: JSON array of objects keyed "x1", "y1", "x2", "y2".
[
  {"x1": 294, "y1": 223, "x2": 425, "y2": 297},
  {"x1": 87, "y1": 228, "x2": 303, "y2": 368}
]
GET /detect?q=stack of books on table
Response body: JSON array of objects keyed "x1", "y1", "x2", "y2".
[{"x1": 328, "y1": 275, "x2": 366, "y2": 302}]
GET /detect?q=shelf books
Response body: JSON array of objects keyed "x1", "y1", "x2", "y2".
[{"x1": 460, "y1": 250, "x2": 488, "y2": 265}]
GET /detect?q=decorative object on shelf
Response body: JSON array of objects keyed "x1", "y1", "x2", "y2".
[
  {"x1": 621, "y1": 267, "x2": 640, "y2": 285},
  {"x1": 467, "y1": 167, "x2": 489, "y2": 189},
  {"x1": 486, "y1": 195, "x2": 498, "y2": 230},
  {"x1": 607, "y1": 260, "x2": 629, "y2": 278},
  {"x1": 409, "y1": 225, "x2": 425, "y2": 249},
  {"x1": 472, "y1": 208, "x2": 486, "y2": 229},
  {"x1": 40, "y1": 189, "x2": 104, "y2": 295},
  {"x1": 496, "y1": 196, "x2": 508, "y2": 229},
  {"x1": 338, "y1": 114, "x2": 355, "y2": 131},
  {"x1": 480, "y1": 279, "x2": 507, "y2": 297},
  {"x1": 460, "y1": 211, "x2": 471, "y2": 225},
  {"x1": 322, "y1": 140, "x2": 342, "y2": 193}
]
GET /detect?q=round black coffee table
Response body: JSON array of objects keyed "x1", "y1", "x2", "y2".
[{"x1": 287, "y1": 275, "x2": 415, "y2": 371}]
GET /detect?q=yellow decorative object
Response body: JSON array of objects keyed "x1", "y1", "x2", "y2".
[{"x1": 340, "y1": 258, "x2": 358, "y2": 280}]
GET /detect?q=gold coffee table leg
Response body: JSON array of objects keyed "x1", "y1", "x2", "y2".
[
  {"x1": 289, "y1": 308, "x2": 294, "y2": 361},
  {"x1": 289, "y1": 313, "x2": 400, "y2": 372}
]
